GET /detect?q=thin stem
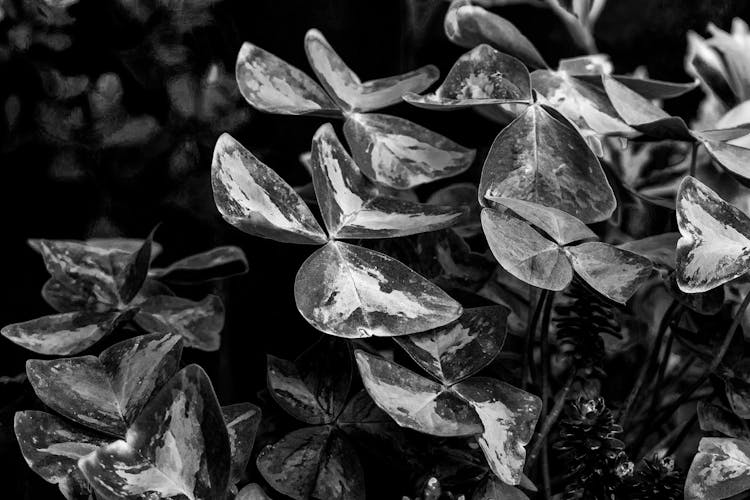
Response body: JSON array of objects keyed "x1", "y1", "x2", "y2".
[
  {"x1": 647, "y1": 289, "x2": 750, "y2": 435},
  {"x1": 540, "y1": 291, "x2": 555, "y2": 412},
  {"x1": 647, "y1": 308, "x2": 683, "y2": 420},
  {"x1": 619, "y1": 300, "x2": 679, "y2": 427},
  {"x1": 525, "y1": 369, "x2": 576, "y2": 471},
  {"x1": 689, "y1": 142, "x2": 699, "y2": 177},
  {"x1": 541, "y1": 444, "x2": 552, "y2": 499},
  {"x1": 523, "y1": 289, "x2": 548, "y2": 390}
]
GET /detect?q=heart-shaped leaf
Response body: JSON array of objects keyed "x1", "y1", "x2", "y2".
[
  {"x1": 26, "y1": 332, "x2": 182, "y2": 437},
  {"x1": 235, "y1": 42, "x2": 338, "y2": 115},
  {"x1": 444, "y1": 0, "x2": 547, "y2": 69},
  {"x1": 2, "y1": 310, "x2": 134, "y2": 356},
  {"x1": 481, "y1": 208, "x2": 573, "y2": 291},
  {"x1": 79, "y1": 364, "x2": 231, "y2": 500},
  {"x1": 452, "y1": 377, "x2": 542, "y2": 485},
  {"x1": 134, "y1": 294, "x2": 225, "y2": 351},
  {"x1": 395, "y1": 306, "x2": 509, "y2": 385},
  {"x1": 698, "y1": 401, "x2": 750, "y2": 440},
  {"x1": 355, "y1": 350, "x2": 483, "y2": 437},
  {"x1": 150, "y1": 246, "x2": 248, "y2": 284},
  {"x1": 14, "y1": 411, "x2": 110, "y2": 500},
  {"x1": 601, "y1": 75, "x2": 694, "y2": 140},
  {"x1": 403, "y1": 44, "x2": 531, "y2": 109},
  {"x1": 685, "y1": 438, "x2": 750, "y2": 500},
  {"x1": 564, "y1": 242, "x2": 653, "y2": 304},
  {"x1": 267, "y1": 339, "x2": 351, "y2": 424},
  {"x1": 294, "y1": 241, "x2": 462, "y2": 337},
  {"x1": 675, "y1": 176, "x2": 750, "y2": 293},
  {"x1": 530, "y1": 70, "x2": 636, "y2": 137},
  {"x1": 211, "y1": 133, "x2": 328, "y2": 245},
  {"x1": 311, "y1": 124, "x2": 467, "y2": 239},
  {"x1": 237, "y1": 484, "x2": 273, "y2": 500},
  {"x1": 343, "y1": 112, "x2": 475, "y2": 190},
  {"x1": 488, "y1": 197, "x2": 596, "y2": 245},
  {"x1": 223, "y1": 403, "x2": 262, "y2": 486},
  {"x1": 256, "y1": 426, "x2": 365, "y2": 500},
  {"x1": 304, "y1": 29, "x2": 438, "y2": 113},
  {"x1": 479, "y1": 104, "x2": 616, "y2": 223}
]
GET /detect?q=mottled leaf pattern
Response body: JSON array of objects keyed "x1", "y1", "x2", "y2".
[
  {"x1": 14, "y1": 411, "x2": 110, "y2": 500},
  {"x1": 311, "y1": 124, "x2": 466, "y2": 239},
  {"x1": 343, "y1": 113, "x2": 475, "y2": 190},
  {"x1": 564, "y1": 242, "x2": 653, "y2": 304},
  {"x1": 403, "y1": 44, "x2": 531, "y2": 109},
  {"x1": 685, "y1": 438, "x2": 750, "y2": 500},
  {"x1": 481, "y1": 208, "x2": 573, "y2": 291},
  {"x1": 150, "y1": 246, "x2": 248, "y2": 284},
  {"x1": 444, "y1": 0, "x2": 547, "y2": 69},
  {"x1": 452, "y1": 377, "x2": 542, "y2": 485},
  {"x1": 488, "y1": 197, "x2": 596, "y2": 245},
  {"x1": 395, "y1": 306, "x2": 509, "y2": 385},
  {"x1": 235, "y1": 42, "x2": 337, "y2": 115},
  {"x1": 79, "y1": 365, "x2": 231, "y2": 500},
  {"x1": 304, "y1": 29, "x2": 438, "y2": 112},
  {"x1": 355, "y1": 350, "x2": 483, "y2": 437},
  {"x1": 256, "y1": 426, "x2": 364, "y2": 500},
  {"x1": 26, "y1": 333, "x2": 182, "y2": 437},
  {"x1": 211, "y1": 133, "x2": 328, "y2": 245},
  {"x1": 295, "y1": 241, "x2": 462, "y2": 338},
  {"x1": 134, "y1": 294, "x2": 225, "y2": 351},
  {"x1": 698, "y1": 402, "x2": 750, "y2": 440},
  {"x1": 479, "y1": 104, "x2": 616, "y2": 223},
  {"x1": 1, "y1": 310, "x2": 133, "y2": 356},
  {"x1": 223, "y1": 403, "x2": 262, "y2": 486},
  {"x1": 675, "y1": 176, "x2": 750, "y2": 293}
]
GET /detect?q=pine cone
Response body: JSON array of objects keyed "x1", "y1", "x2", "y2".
[{"x1": 622, "y1": 456, "x2": 683, "y2": 500}]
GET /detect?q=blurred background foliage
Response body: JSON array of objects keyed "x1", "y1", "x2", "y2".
[{"x1": 2, "y1": 0, "x2": 750, "y2": 497}]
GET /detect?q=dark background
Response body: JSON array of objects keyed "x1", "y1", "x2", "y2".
[{"x1": 1, "y1": 0, "x2": 749, "y2": 497}]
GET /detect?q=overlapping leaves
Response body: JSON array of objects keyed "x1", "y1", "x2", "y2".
[
  {"x1": 212, "y1": 130, "x2": 464, "y2": 338},
  {"x1": 480, "y1": 200, "x2": 652, "y2": 303},
  {"x1": 236, "y1": 29, "x2": 475, "y2": 190},
  {"x1": 14, "y1": 333, "x2": 261, "y2": 499},
  {"x1": 2, "y1": 236, "x2": 244, "y2": 354},
  {"x1": 356, "y1": 306, "x2": 542, "y2": 485}
]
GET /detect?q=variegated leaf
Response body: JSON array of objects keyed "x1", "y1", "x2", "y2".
[
  {"x1": 149, "y1": 246, "x2": 248, "y2": 284},
  {"x1": 134, "y1": 294, "x2": 224, "y2": 351},
  {"x1": 557, "y1": 55, "x2": 612, "y2": 75},
  {"x1": 686, "y1": 30, "x2": 737, "y2": 109},
  {"x1": 395, "y1": 306, "x2": 509, "y2": 385},
  {"x1": 26, "y1": 333, "x2": 182, "y2": 437},
  {"x1": 311, "y1": 124, "x2": 466, "y2": 239},
  {"x1": 427, "y1": 183, "x2": 482, "y2": 238},
  {"x1": 667, "y1": 271, "x2": 726, "y2": 315},
  {"x1": 1, "y1": 310, "x2": 133, "y2": 356},
  {"x1": 452, "y1": 377, "x2": 542, "y2": 485},
  {"x1": 116, "y1": 229, "x2": 154, "y2": 305},
  {"x1": 618, "y1": 233, "x2": 680, "y2": 271},
  {"x1": 488, "y1": 197, "x2": 596, "y2": 246},
  {"x1": 223, "y1": 403, "x2": 262, "y2": 486},
  {"x1": 354, "y1": 350, "x2": 483, "y2": 437},
  {"x1": 698, "y1": 401, "x2": 750, "y2": 440},
  {"x1": 304, "y1": 29, "x2": 438, "y2": 113},
  {"x1": 403, "y1": 44, "x2": 531, "y2": 109},
  {"x1": 472, "y1": 475, "x2": 530, "y2": 500},
  {"x1": 481, "y1": 208, "x2": 573, "y2": 291},
  {"x1": 235, "y1": 42, "x2": 338, "y2": 115},
  {"x1": 698, "y1": 137, "x2": 750, "y2": 185},
  {"x1": 343, "y1": 112, "x2": 475, "y2": 190},
  {"x1": 530, "y1": 70, "x2": 636, "y2": 137},
  {"x1": 42, "y1": 278, "x2": 99, "y2": 313},
  {"x1": 337, "y1": 389, "x2": 392, "y2": 431},
  {"x1": 14, "y1": 411, "x2": 110, "y2": 500},
  {"x1": 295, "y1": 241, "x2": 462, "y2": 338},
  {"x1": 479, "y1": 104, "x2": 616, "y2": 223},
  {"x1": 237, "y1": 483, "x2": 273, "y2": 500},
  {"x1": 675, "y1": 176, "x2": 750, "y2": 293},
  {"x1": 79, "y1": 365, "x2": 230, "y2": 500},
  {"x1": 84, "y1": 238, "x2": 163, "y2": 261},
  {"x1": 256, "y1": 427, "x2": 365, "y2": 500},
  {"x1": 564, "y1": 242, "x2": 653, "y2": 304},
  {"x1": 601, "y1": 75, "x2": 694, "y2": 141},
  {"x1": 211, "y1": 133, "x2": 328, "y2": 245},
  {"x1": 685, "y1": 438, "x2": 750, "y2": 500},
  {"x1": 444, "y1": 0, "x2": 547, "y2": 69}
]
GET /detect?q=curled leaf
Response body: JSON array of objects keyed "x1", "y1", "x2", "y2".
[
  {"x1": 403, "y1": 44, "x2": 531, "y2": 109},
  {"x1": 223, "y1": 403, "x2": 262, "y2": 486},
  {"x1": 294, "y1": 241, "x2": 462, "y2": 338},
  {"x1": 343, "y1": 112, "x2": 475, "y2": 190},
  {"x1": 211, "y1": 133, "x2": 328, "y2": 245},
  {"x1": 150, "y1": 246, "x2": 248, "y2": 284},
  {"x1": 235, "y1": 42, "x2": 338, "y2": 115}
]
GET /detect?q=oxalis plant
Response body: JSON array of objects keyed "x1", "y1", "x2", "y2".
[{"x1": 8, "y1": 1, "x2": 750, "y2": 499}]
